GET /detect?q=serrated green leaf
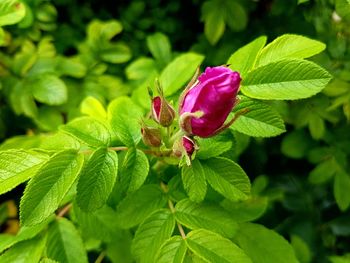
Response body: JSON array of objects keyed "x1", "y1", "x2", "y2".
[
  {"x1": 228, "y1": 36, "x2": 267, "y2": 78},
  {"x1": 0, "y1": 150, "x2": 48, "y2": 195},
  {"x1": 334, "y1": 170, "x2": 350, "y2": 211},
  {"x1": 233, "y1": 223, "x2": 299, "y2": 263},
  {"x1": 186, "y1": 229, "x2": 251, "y2": 263},
  {"x1": 175, "y1": 199, "x2": 237, "y2": 238},
  {"x1": 116, "y1": 184, "x2": 167, "y2": 228},
  {"x1": 40, "y1": 258, "x2": 59, "y2": 263},
  {"x1": 132, "y1": 209, "x2": 175, "y2": 263},
  {"x1": 155, "y1": 236, "x2": 187, "y2": 263},
  {"x1": 108, "y1": 96, "x2": 144, "y2": 146},
  {"x1": 242, "y1": 59, "x2": 332, "y2": 100},
  {"x1": 121, "y1": 148, "x2": 149, "y2": 193},
  {"x1": 20, "y1": 150, "x2": 84, "y2": 226},
  {"x1": 0, "y1": 216, "x2": 53, "y2": 253},
  {"x1": 74, "y1": 204, "x2": 120, "y2": 242},
  {"x1": 0, "y1": 235, "x2": 46, "y2": 263},
  {"x1": 77, "y1": 148, "x2": 118, "y2": 212},
  {"x1": 202, "y1": 157, "x2": 250, "y2": 202},
  {"x1": 202, "y1": 0, "x2": 225, "y2": 45},
  {"x1": 160, "y1": 53, "x2": 204, "y2": 97},
  {"x1": 60, "y1": 117, "x2": 111, "y2": 147},
  {"x1": 256, "y1": 34, "x2": 326, "y2": 67},
  {"x1": 196, "y1": 132, "x2": 233, "y2": 159},
  {"x1": 30, "y1": 74, "x2": 67, "y2": 105},
  {"x1": 80, "y1": 96, "x2": 107, "y2": 120},
  {"x1": 0, "y1": 0, "x2": 26, "y2": 26},
  {"x1": 147, "y1": 32, "x2": 172, "y2": 66},
  {"x1": 231, "y1": 96, "x2": 285, "y2": 137},
  {"x1": 182, "y1": 160, "x2": 207, "y2": 203},
  {"x1": 221, "y1": 197, "x2": 268, "y2": 222},
  {"x1": 46, "y1": 218, "x2": 88, "y2": 263}
]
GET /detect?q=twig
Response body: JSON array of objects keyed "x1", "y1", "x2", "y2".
[
  {"x1": 57, "y1": 203, "x2": 72, "y2": 217},
  {"x1": 168, "y1": 199, "x2": 186, "y2": 239},
  {"x1": 95, "y1": 251, "x2": 106, "y2": 263}
]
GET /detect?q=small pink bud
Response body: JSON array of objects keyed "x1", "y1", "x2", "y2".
[
  {"x1": 182, "y1": 136, "x2": 195, "y2": 157},
  {"x1": 179, "y1": 66, "x2": 241, "y2": 138},
  {"x1": 152, "y1": 96, "x2": 176, "y2": 127},
  {"x1": 141, "y1": 125, "x2": 162, "y2": 147}
]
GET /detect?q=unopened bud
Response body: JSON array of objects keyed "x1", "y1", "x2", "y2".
[
  {"x1": 152, "y1": 96, "x2": 176, "y2": 127},
  {"x1": 141, "y1": 125, "x2": 162, "y2": 147}
]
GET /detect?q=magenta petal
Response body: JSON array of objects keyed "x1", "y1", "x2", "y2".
[
  {"x1": 179, "y1": 66, "x2": 241, "y2": 138},
  {"x1": 152, "y1": 96, "x2": 161, "y2": 120},
  {"x1": 182, "y1": 136, "x2": 195, "y2": 156}
]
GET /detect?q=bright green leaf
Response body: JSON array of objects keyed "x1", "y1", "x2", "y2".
[
  {"x1": 186, "y1": 229, "x2": 251, "y2": 263},
  {"x1": 126, "y1": 57, "x2": 157, "y2": 80},
  {"x1": 30, "y1": 74, "x2": 67, "y2": 105},
  {"x1": 228, "y1": 36, "x2": 267, "y2": 78},
  {"x1": 242, "y1": 59, "x2": 332, "y2": 100},
  {"x1": 308, "y1": 114, "x2": 325, "y2": 140},
  {"x1": 231, "y1": 96, "x2": 286, "y2": 137},
  {"x1": 181, "y1": 160, "x2": 207, "y2": 203},
  {"x1": 196, "y1": 132, "x2": 233, "y2": 159},
  {"x1": 46, "y1": 218, "x2": 88, "y2": 263},
  {"x1": 120, "y1": 148, "x2": 149, "y2": 193},
  {"x1": 0, "y1": 150, "x2": 48, "y2": 195},
  {"x1": 160, "y1": 53, "x2": 204, "y2": 97},
  {"x1": 0, "y1": 236, "x2": 46, "y2": 263},
  {"x1": 115, "y1": 184, "x2": 167, "y2": 228},
  {"x1": 100, "y1": 43, "x2": 132, "y2": 64},
  {"x1": 132, "y1": 209, "x2": 175, "y2": 263},
  {"x1": 175, "y1": 199, "x2": 237, "y2": 238},
  {"x1": 0, "y1": 0, "x2": 26, "y2": 26},
  {"x1": 202, "y1": 157, "x2": 251, "y2": 202},
  {"x1": 155, "y1": 236, "x2": 187, "y2": 263},
  {"x1": 147, "y1": 32, "x2": 172, "y2": 66},
  {"x1": 291, "y1": 235, "x2": 312, "y2": 263},
  {"x1": 80, "y1": 96, "x2": 107, "y2": 120},
  {"x1": 20, "y1": 150, "x2": 84, "y2": 226},
  {"x1": 233, "y1": 223, "x2": 299, "y2": 263},
  {"x1": 74, "y1": 204, "x2": 120, "y2": 242},
  {"x1": 60, "y1": 116, "x2": 111, "y2": 147},
  {"x1": 309, "y1": 158, "x2": 337, "y2": 184},
  {"x1": 256, "y1": 34, "x2": 326, "y2": 67},
  {"x1": 202, "y1": 0, "x2": 225, "y2": 45},
  {"x1": 77, "y1": 148, "x2": 118, "y2": 212}
]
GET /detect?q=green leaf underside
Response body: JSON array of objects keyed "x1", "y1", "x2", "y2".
[
  {"x1": 121, "y1": 148, "x2": 149, "y2": 193},
  {"x1": 155, "y1": 236, "x2": 187, "y2": 263},
  {"x1": 116, "y1": 184, "x2": 167, "y2": 228},
  {"x1": 77, "y1": 148, "x2": 118, "y2": 212},
  {"x1": 256, "y1": 34, "x2": 326, "y2": 67},
  {"x1": 0, "y1": 150, "x2": 49, "y2": 195},
  {"x1": 186, "y1": 229, "x2": 252, "y2": 263},
  {"x1": 181, "y1": 159, "x2": 207, "y2": 203},
  {"x1": 228, "y1": 36, "x2": 267, "y2": 77},
  {"x1": 0, "y1": 236, "x2": 46, "y2": 263},
  {"x1": 46, "y1": 218, "x2": 88, "y2": 263},
  {"x1": 202, "y1": 157, "x2": 250, "y2": 202},
  {"x1": 231, "y1": 96, "x2": 285, "y2": 137},
  {"x1": 160, "y1": 53, "x2": 204, "y2": 97},
  {"x1": 20, "y1": 150, "x2": 84, "y2": 226},
  {"x1": 234, "y1": 223, "x2": 299, "y2": 263},
  {"x1": 60, "y1": 117, "x2": 111, "y2": 147},
  {"x1": 242, "y1": 59, "x2": 332, "y2": 100},
  {"x1": 175, "y1": 199, "x2": 237, "y2": 238},
  {"x1": 132, "y1": 209, "x2": 175, "y2": 263}
]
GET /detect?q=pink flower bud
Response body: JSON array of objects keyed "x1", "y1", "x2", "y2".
[
  {"x1": 179, "y1": 66, "x2": 241, "y2": 138},
  {"x1": 141, "y1": 125, "x2": 162, "y2": 147},
  {"x1": 152, "y1": 96, "x2": 176, "y2": 127},
  {"x1": 182, "y1": 136, "x2": 195, "y2": 157}
]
